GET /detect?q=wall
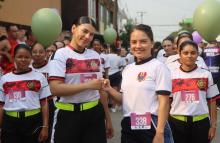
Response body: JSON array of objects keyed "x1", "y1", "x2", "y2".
[{"x1": 0, "y1": 0, "x2": 61, "y2": 26}]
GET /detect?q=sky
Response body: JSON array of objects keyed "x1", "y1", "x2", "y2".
[{"x1": 118, "y1": 0, "x2": 205, "y2": 41}]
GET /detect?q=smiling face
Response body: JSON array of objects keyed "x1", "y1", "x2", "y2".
[
  {"x1": 130, "y1": 29, "x2": 153, "y2": 62},
  {"x1": 46, "y1": 45, "x2": 57, "y2": 59},
  {"x1": 31, "y1": 43, "x2": 46, "y2": 65},
  {"x1": 92, "y1": 40, "x2": 102, "y2": 53},
  {"x1": 71, "y1": 23, "x2": 95, "y2": 51}
]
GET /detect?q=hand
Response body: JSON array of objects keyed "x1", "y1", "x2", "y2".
[
  {"x1": 0, "y1": 51, "x2": 6, "y2": 55},
  {"x1": 153, "y1": 132, "x2": 164, "y2": 143},
  {"x1": 208, "y1": 127, "x2": 216, "y2": 141},
  {"x1": 86, "y1": 79, "x2": 102, "y2": 90},
  {"x1": 106, "y1": 118, "x2": 114, "y2": 139},
  {"x1": 102, "y1": 79, "x2": 112, "y2": 92},
  {"x1": 38, "y1": 127, "x2": 48, "y2": 142}
]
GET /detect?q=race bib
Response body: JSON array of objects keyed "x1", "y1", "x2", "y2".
[
  {"x1": 8, "y1": 89, "x2": 26, "y2": 102},
  {"x1": 130, "y1": 112, "x2": 151, "y2": 130},
  {"x1": 181, "y1": 90, "x2": 199, "y2": 103},
  {"x1": 80, "y1": 74, "x2": 97, "y2": 83}
]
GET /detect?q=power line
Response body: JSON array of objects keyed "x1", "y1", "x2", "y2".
[{"x1": 150, "y1": 24, "x2": 179, "y2": 27}]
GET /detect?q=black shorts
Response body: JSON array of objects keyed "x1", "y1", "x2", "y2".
[
  {"x1": 52, "y1": 102, "x2": 106, "y2": 143},
  {"x1": 109, "y1": 71, "x2": 122, "y2": 87}
]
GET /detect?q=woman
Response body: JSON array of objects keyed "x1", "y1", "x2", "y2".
[
  {"x1": 107, "y1": 44, "x2": 124, "y2": 112},
  {"x1": 91, "y1": 39, "x2": 110, "y2": 79},
  {"x1": 168, "y1": 40, "x2": 219, "y2": 143},
  {"x1": 49, "y1": 16, "x2": 113, "y2": 143},
  {"x1": 31, "y1": 43, "x2": 49, "y2": 78},
  {"x1": 46, "y1": 44, "x2": 57, "y2": 61},
  {"x1": 103, "y1": 24, "x2": 173, "y2": 143},
  {"x1": 157, "y1": 37, "x2": 176, "y2": 63},
  {"x1": 0, "y1": 44, "x2": 51, "y2": 143},
  {"x1": 30, "y1": 42, "x2": 55, "y2": 143},
  {"x1": 166, "y1": 32, "x2": 207, "y2": 70}
]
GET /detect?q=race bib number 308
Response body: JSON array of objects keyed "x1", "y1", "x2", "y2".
[{"x1": 130, "y1": 112, "x2": 151, "y2": 130}]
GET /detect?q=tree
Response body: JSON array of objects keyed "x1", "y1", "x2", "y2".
[
  {"x1": 169, "y1": 18, "x2": 194, "y2": 38},
  {"x1": 119, "y1": 20, "x2": 134, "y2": 49}
]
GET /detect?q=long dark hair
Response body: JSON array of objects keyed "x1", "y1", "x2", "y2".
[
  {"x1": 130, "y1": 24, "x2": 154, "y2": 41},
  {"x1": 73, "y1": 16, "x2": 97, "y2": 30}
]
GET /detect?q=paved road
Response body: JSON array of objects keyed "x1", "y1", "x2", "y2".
[{"x1": 108, "y1": 110, "x2": 220, "y2": 143}]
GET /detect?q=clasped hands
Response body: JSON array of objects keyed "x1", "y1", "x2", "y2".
[{"x1": 86, "y1": 78, "x2": 111, "y2": 91}]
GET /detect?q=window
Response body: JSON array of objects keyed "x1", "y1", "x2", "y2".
[{"x1": 88, "y1": 0, "x2": 96, "y2": 19}]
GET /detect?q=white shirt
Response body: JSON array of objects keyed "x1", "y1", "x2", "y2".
[
  {"x1": 108, "y1": 53, "x2": 123, "y2": 75},
  {"x1": 166, "y1": 54, "x2": 208, "y2": 71},
  {"x1": 157, "y1": 54, "x2": 168, "y2": 63},
  {"x1": 170, "y1": 67, "x2": 219, "y2": 116},
  {"x1": 100, "y1": 53, "x2": 110, "y2": 73},
  {"x1": 125, "y1": 53, "x2": 135, "y2": 65},
  {"x1": 156, "y1": 49, "x2": 165, "y2": 59},
  {"x1": 30, "y1": 62, "x2": 49, "y2": 79},
  {"x1": 121, "y1": 58, "x2": 172, "y2": 117},
  {"x1": 0, "y1": 69, "x2": 51, "y2": 111},
  {"x1": 49, "y1": 46, "x2": 102, "y2": 103}
]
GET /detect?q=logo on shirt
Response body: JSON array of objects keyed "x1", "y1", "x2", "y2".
[
  {"x1": 66, "y1": 59, "x2": 74, "y2": 69},
  {"x1": 90, "y1": 60, "x2": 99, "y2": 70},
  {"x1": 197, "y1": 79, "x2": 207, "y2": 90},
  {"x1": 137, "y1": 72, "x2": 147, "y2": 82},
  {"x1": 27, "y1": 81, "x2": 35, "y2": 90}
]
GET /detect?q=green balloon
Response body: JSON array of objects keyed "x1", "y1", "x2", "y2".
[
  {"x1": 193, "y1": 0, "x2": 220, "y2": 42},
  {"x1": 31, "y1": 8, "x2": 62, "y2": 46},
  {"x1": 103, "y1": 28, "x2": 117, "y2": 44}
]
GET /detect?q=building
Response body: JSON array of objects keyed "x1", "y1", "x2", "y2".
[{"x1": 0, "y1": 0, "x2": 116, "y2": 34}]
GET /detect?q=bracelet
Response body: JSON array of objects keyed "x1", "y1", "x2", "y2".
[{"x1": 41, "y1": 125, "x2": 48, "y2": 129}]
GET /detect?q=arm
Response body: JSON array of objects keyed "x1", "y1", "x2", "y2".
[
  {"x1": 208, "y1": 100, "x2": 217, "y2": 140},
  {"x1": 0, "y1": 51, "x2": 13, "y2": 63},
  {"x1": 104, "y1": 68, "x2": 109, "y2": 79},
  {"x1": 99, "y1": 90, "x2": 114, "y2": 139},
  {"x1": 38, "y1": 99, "x2": 49, "y2": 142},
  {"x1": 102, "y1": 79, "x2": 122, "y2": 104},
  {"x1": 49, "y1": 79, "x2": 102, "y2": 97},
  {"x1": 153, "y1": 95, "x2": 170, "y2": 143},
  {"x1": 0, "y1": 105, "x2": 4, "y2": 128},
  {"x1": 157, "y1": 95, "x2": 170, "y2": 133}
]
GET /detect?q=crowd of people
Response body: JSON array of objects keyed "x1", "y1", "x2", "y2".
[{"x1": 0, "y1": 16, "x2": 219, "y2": 143}]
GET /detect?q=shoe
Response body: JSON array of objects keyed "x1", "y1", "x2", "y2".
[
  {"x1": 111, "y1": 108, "x2": 116, "y2": 113},
  {"x1": 116, "y1": 105, "x2": 122, "y2": 111}
]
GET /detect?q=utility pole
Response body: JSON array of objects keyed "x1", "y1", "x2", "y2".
[
  {"x1": 113, "y1": 0, "x2": 118, "y2": 31},
  {"x1": 137, "y1": 11, "x2": 147, "y2": 24}
]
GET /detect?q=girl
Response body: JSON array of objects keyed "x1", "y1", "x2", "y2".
[
  {"x1": 168, "y1": 40, "x2": 219, "y2": 143},
  {"x1": 103, "y1": 24, "x2": 173, "y2": 143},
  {"x1": 0, "y1": 44, "x2": 51, "y2": 143}
]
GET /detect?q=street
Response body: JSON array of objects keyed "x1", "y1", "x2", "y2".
[{"x1": 108, "y1": 110, "x2": 220, "y2": 143}]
